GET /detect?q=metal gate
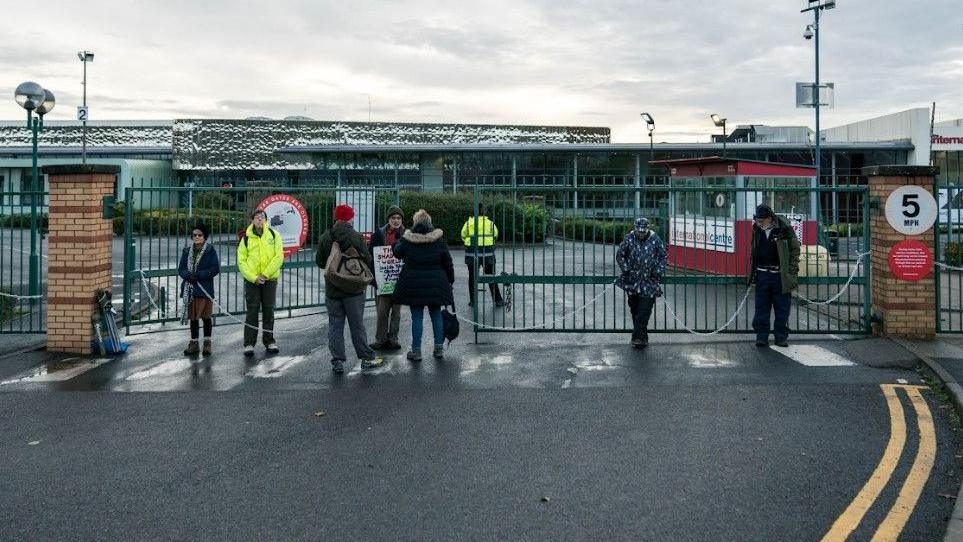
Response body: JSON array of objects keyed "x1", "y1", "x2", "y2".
[
  {"x1": 469, "y1": 184, "x2": 871, "y2": 336},
  {"x1": 123, "y1": 185, "x2": 399, "y2": 334},
  {"x1": 0, "y1": 189, "x2": 47, "y2": 334},
  {"x1": 936, "y1": 176, "x2": 963, "y2": 332}
]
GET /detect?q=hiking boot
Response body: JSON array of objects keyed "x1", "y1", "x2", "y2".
[
  {"x1": 331, "y1": 360, "x2": 345, "y2": 375},
  {"x1": 755, "y1": 340, "x2": 768, "y2": 347},
  {"x1": 774, "y1": 339, "x2": 789, "y2": 348},
  {"x1": 202, "y1": 339, "x2": 212, "y2": 357},
  {"x1": 184, "y1": 340, "x2": 200, "y2": 356},
  {"x1": 243, "y1": 345, "x2": 255, "y2": 356},
  {"x1": 360, "y1": 357, "x2": 384, "y2": 370},
  {"x1": 433, "y1": 345, "x2": 445, "y2": 360},
  {"x1": 265, "y1": 342, "x2": 280, "y2": 354},
  {"x1": 406, "y1": 350, "x2": 423, "y2": 363},
  {"x1": 386, "y1": 340, "x2": 403, "y2": 351},
  {"x1": 369, "y1": 340, "x2": 389, "y2": 351},
  {"x1": 631, "y1": 338, "x2": 644, "y2": 348}
]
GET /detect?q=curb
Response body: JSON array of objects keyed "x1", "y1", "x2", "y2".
[{"x1": 892, "y1": 338, "x2": 963, "y2": 542}]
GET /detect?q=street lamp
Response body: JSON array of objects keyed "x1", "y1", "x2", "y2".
[
  {"x1": 77, "y1": 50, "x2": 94, "y2": 164},
  {"x1": 14, "y1": 82, "x2": 55, "y2": 305},
  {"x1": 801, "y1": 0, "x2": 835, "y2": 178},
  {"x1": 641, "y1": 112, "x2": 655, "y2": 163},
  {"x1": 711, "y1": 113, "x2": 727, "y2": 158}
]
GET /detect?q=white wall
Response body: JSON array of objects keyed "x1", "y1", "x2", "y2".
[{"x1": 823, "y1": 108, "x2": 932, "y2": 165}]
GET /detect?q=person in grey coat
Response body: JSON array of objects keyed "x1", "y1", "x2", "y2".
[{"x1": 316, "y1": 204, "x2": 383, "y2": 374}]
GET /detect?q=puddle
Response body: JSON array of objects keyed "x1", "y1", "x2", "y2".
[{"x1": 1, "y1": 357, "x2": 113, "y2": 385}]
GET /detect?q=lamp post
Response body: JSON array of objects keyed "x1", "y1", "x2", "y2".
[
  {"x1": 14, "y1": 82, "x2": 55, "y2": 305},
  {"x1": 711, "y1": 113, "x2": 727, "y2": 158},
  {"x1": 802, "y1": 0, "x2": 834, "y2": 178},
  {"x1": 641, "y1": 112, "x2": 655, "y2": 163},
  {"x1": 77, "y1": 50, "x2": 94, "y2": 164}
]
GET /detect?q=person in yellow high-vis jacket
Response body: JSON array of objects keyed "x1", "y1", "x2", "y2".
[
  {"x1": 460, "y1": 203, "x2": 504, "y2": 307},
  {"x1": 237, "y1": 209, "x2": 284, "y2": 355}
]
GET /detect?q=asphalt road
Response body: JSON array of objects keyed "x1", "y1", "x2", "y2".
[{"x1": 1, "y1": 326, "x2": 961, "y2": 541}]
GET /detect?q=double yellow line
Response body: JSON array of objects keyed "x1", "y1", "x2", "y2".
[{"x1": 821, "y1": 384, "x2": 937, "y2": 542}]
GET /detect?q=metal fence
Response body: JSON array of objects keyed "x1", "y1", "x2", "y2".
[
  {"x1": 123, "y1": 185, "x2": 400, "y2": 333},
  {"x1": 0, "y1": 190, "x2": 47, "y2": 333},
  {"x1": 468, "y1": 185, "x2": 870, "y2": 337},
  {"x1": 936, "y1": 180, "x2": 963, "y2": 332}
]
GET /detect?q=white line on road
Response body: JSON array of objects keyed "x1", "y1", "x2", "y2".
[{"x1": 774, "y1": 344, "x2": 856, "y2": 367}]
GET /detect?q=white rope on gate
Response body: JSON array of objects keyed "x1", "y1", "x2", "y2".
[
  {"x1": 936, "y1": 261, "x2": 963, "y2": 272},
  {"x1": 456, "y1": 282, "x2": 617, "y2": 331},
  {"x1": 660, "y1": 288, "x2": 752, "y2": 336},
  {"x1": 136, "y1": 270, "x2": 163, "y2": 315},
  {"x1": 0, "y1": 291, "x2": 44, "y2": 301},
  {"x1": 794, "y1": 251, "x2": 871, "y2": 306},
  {"x1": 192, "y1": 281, "x2": 323, "y2": 335}
]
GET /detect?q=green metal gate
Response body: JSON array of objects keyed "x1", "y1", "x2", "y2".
[
  {"x1": 936, "y1": 176, "x2": 963, "y2": 332},
  {"x1": 123, "y1": 185, "x2": 399, "y2": 334},
  {"x1": 0, "y1": 189, "x2": 47, "y2": 334},
  {"x1": 469, "y1": 184, "x2": 871, "y2": 336}
]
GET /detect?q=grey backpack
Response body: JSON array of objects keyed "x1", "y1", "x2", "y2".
[{"x1": 324, "y1": 241, "x2": 373, "y2": 294}]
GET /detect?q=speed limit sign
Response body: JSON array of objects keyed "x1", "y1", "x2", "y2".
[{"x1": 885, "y1": 186, "x2": 937, "y2": 235}]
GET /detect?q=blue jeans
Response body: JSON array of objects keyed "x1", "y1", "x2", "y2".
[
  {"x1": 752, "y1": 271, "x2": 791, "y2": 342},
  {"x1": 410, "y1": 305, "x2": 444, "y2": 351}
]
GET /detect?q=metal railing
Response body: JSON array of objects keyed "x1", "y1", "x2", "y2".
[
  {"x1": 0, "y1": 190, "x2": 48, "y2": 333},
  {"x1": 936, "y1": 180, "x2": 963, "y2": 332},
  {"x1": 468, "y1": 185, "x2": 870, "y2": 336}
]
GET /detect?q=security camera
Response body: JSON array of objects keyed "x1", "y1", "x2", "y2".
[{"x1": 803, "y1": 26, "x2": 814, "y2": 40}]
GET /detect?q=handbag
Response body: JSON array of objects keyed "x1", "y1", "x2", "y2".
[{"x1": 441, "y1": 304, "x2": 460, "y2": 344}]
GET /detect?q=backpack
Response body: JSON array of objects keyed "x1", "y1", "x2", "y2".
[
  {"x1": 324, "y1": 241, "x2": 373, "y2": 294},
  {"x1": 441, "y1": 304, "x2": 460, "y2": 344},
  {"x1": 241, "y1": 228, "x2": 276, "y2": 248}
]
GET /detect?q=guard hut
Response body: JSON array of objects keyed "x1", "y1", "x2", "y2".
[{"x1": 651, "y1": 157, "x2": 818, "y2": 275}]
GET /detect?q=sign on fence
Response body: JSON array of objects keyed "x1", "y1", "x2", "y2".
[
  {"x1": 337, "y1": 190, "x2": 375, "y2": 242},
  {"x1": 373, "y1": 245, "x2": 403, "y2": 295},
  {"x1": 669, "y1": 217, "x2": 735, "y2": 253},
  {"x1": 256, "y1": 194, "x2": 309, "y2": 258}
]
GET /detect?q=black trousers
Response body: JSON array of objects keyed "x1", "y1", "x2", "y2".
[
  {"x1": 466, "y1": 257, "x2": 503, "y2": 305},
  {"x1": 627, "y1": 294, "x2": 656, "y2": 341}
]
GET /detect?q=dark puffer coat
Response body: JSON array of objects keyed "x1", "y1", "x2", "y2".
[{"x1": 391, "y1": 224, "x2": 455, "y2": 307}]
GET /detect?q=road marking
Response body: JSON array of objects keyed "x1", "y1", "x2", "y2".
[
  {"x1": 773, "y1": 344, "x2": 856, "y2": 366},
  {"x1": 820, "y1": 385, "x2": 906, "y2": 542},
  {"x1": 1, "y1": 358, "x2": 112, "y2": 384},
  {"x1": 871, "y1": 386, "x2": 937, "y2": 541}
]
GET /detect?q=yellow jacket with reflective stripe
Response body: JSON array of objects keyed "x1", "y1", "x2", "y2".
[
  {"x1": 460, "y1": 215, "x2": 499, "y2": 247},
  {"x1": 237, "y1": 225, "x2": 284, "y2": 283}
]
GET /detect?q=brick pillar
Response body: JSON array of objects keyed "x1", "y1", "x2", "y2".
[
  {"x1": 865, "y1": 165, "x2": 939, "y2": 340},
  {"x1": 42, "y1": 165, "x2": 119, "y2": 354}
]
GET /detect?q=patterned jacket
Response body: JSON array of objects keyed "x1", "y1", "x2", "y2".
[{"x1": 616, "y1": 232, "x2": 667, "y2": 297}]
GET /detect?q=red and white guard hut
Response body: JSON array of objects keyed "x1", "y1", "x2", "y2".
[{"x1": 651, "y1": 157, "x2": 818, "y2": 275}]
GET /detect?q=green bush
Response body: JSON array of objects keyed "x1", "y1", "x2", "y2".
[
  {"x1": 195, "y1": 191, "x2": 235, "y2": 211},
  {"x1": 395, "y1": 191, "x2": 548, "y2": 244},
  {"x1": 827, "y1": 223, "x2": 864, "y2": 237},
  {"x1": 0, "y1": 214, "x2": 49, "y2": 229},
  {"x1": 116, "y1": 209, "x2": 247, "y2": 237},
  {"x1": 556, "y1": 217, "x2": 665, "y2": 244},
  {"x1": 946, "y1": 242, "x2": 963, "y2": 266},
  {"x1": 0, "y1": 289, "x2": 15, "y2": 322}
]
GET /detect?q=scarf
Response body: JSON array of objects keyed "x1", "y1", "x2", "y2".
[{"x1": 180, "y1": 242, "x2": 211, "y2": 324}]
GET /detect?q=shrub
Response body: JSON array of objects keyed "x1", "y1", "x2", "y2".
[
  {"x1": 0, "y1": 214, "x2": 48, "y2": 229},
  {"x1": 194, "y1": 191, "x2": 235, "y2": 211},
  {"x1": 556, "y1": 217, "x2": 664, "y2": 244},
  {"x1": 0, "y1": 289, "x2": 15, "y2": 322},
  {"x1": 117, "y1": 209, "x2": 247, "y2": 237},
  {"x1": 946, "y1": 242, "x2": 963, "y2": 267}
]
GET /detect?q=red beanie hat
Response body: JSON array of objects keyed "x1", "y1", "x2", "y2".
[{"x1": 334, "y1": 204, "x2": 354, "y2": 222}]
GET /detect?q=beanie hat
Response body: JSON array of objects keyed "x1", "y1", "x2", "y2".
[
  {"x1": 387, "y1": 205, "x2": 404, "y2": 219},
  {"x1": 753, "y1": 204, "x2": 775, "y2": 220},
  {"x1": 334, "y1": 204, "x2": 354, "y2": 222},
  {"x1": 412, "y1": 209, "x2": 432, "y2": 227},
  {"x1": 634, "y1": 217, "x2": 650, "y2": 233}
]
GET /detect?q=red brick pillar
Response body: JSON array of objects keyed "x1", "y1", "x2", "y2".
[
  {"x1": 865, "y1": 165, "x2": 939, "y2": 340},
  {"x1": 42, "y1": 165, "x2": 119, "y2": 354}
]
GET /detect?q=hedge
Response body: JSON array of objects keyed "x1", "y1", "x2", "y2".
[
  {"x1": 946, "y1": 242, "x2": 963, "y2": 267},
  {"x1": 0, "y1": 214, "x2": 49, "y2": 229},
  {"x1": 114, "y1": 209, "x2": 248, "y2": 237},
  {"x1": 0, "y1": 289, "x2": 15, "y2": 322},
  {"x1": 555, "y1": 217, "x2": 666, "y2": 244}
]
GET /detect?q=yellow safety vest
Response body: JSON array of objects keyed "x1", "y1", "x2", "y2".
[{"x1": 461, "y1": 215, "x2": 499, "y2": 247}]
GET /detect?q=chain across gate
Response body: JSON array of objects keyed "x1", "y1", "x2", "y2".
[{"x1": 467, "y1": 184, "x2": 871, "y2": 340}]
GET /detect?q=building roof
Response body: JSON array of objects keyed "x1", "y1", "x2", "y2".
[{"x1": 276, "y1": 141, "x2": 913, "y2": 154}]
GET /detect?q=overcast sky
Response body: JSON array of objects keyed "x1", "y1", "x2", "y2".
[{"x1": 1, "y1": 0, "x2": 960, "y2": 142}]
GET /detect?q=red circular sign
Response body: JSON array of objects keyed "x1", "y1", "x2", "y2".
[
  {"x1": 888, "y1": 240, "x2": 933, "y2": 281},
  {"x1": 256, "y1": 194, "x2": 309, "y2": 259}
]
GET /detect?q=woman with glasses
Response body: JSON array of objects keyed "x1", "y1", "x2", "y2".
[{"x1": 178, "y1": 223, "x2": 221, "y2": 370}]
